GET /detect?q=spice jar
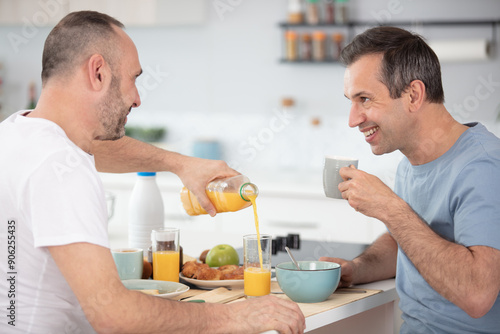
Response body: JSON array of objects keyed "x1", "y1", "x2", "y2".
[
  {"x1": 301, "y1": 33, "x2": 312, "y2": 61},
  {"x1": 306, "y1": 0, "x2": 320, "y2": 25},
  {"x1": 312, "y1": 31, "x2": 327, "y2": 61},
  {"x1": 324, "y1": 0, "x2": 335, "y2": 24},
  {"x1": 331, "y1": 33, "x2": 345, "y2": 60},
  {"x1": 335, "y1": 0, "x2": 349, "y2": 24},
  {"x1": 287, "y1": 0, "x2": 304, "y2": 24},
  {"x1": 285, "y1": 31, "x2": 299, "y2": 61}
]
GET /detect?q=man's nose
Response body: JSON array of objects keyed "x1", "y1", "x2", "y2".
[{"x1": 348, "y1": 104, "x2": 365, "y2": 128}]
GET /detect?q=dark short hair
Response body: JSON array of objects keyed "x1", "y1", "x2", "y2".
[
  {"x1": 41, "y1": 11, "x2": 124, "y2": 85},
  {"x1": 340, "y1": 26, "x2": 445, "y2": 104}
]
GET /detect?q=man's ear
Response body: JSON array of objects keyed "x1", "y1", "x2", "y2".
[
  {"x1": 407, "y1": 80, "x2": 426, "y2": 112},
  {"x1": 87, "y1": 54, "x2": 109, "y2": 91}
]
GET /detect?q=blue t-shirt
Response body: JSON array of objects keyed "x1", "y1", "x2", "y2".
[{"x1": 394, "y1": 123, "x2": 500, "y2": 334}]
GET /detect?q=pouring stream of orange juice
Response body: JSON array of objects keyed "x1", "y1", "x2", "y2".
[{"x1": 248, "y1": 194, "x2": 263, "y2": 270}]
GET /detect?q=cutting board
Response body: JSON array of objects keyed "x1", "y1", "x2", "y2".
[
  {"x1": 181, "y1": 287, "x2": 245, "y2": 304},
  {"x1": 273, "y1": 286, "x2": 382, "y2": 317},
  {"x1": 179, "y1": 282, "x2": 381, "y2": 318},
  {"x1": 228, "y1": 281, "x2": 382, "y2": 318}
]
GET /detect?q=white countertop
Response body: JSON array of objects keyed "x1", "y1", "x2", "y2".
[
  {"x1": 305, "y1": 279, "x2": 398, "y2": 332},
  {"x1": 262, "y1": 278, "x2": 399, "y2": 334}
]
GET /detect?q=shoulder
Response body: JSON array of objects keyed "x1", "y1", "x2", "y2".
[
  {"x1": 455, "y1": 123, "x2": 500, "y2": 174},
  {"x1": 462, "y1": 123, "x2": 500, "y2": 158}
]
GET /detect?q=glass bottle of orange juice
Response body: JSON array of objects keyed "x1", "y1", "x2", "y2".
[{"x1": 180, "y1": 175, "x2": 258, "y2": 216}]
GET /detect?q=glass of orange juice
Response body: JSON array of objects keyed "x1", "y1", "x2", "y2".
[
  {"x1": 152, "y1": 227, "x2": 180, "y2": 282},
  {"x1": 243, "y1": 234, "x2": 272, "y2": 297}
]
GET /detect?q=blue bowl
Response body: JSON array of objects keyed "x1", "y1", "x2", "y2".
[{"x1": 276, "y1": 261, "x2": 341, "y2": 303}]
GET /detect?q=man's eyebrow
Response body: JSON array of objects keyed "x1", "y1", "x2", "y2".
[{"x1": 349, "y1": 91, "x2": 372, "y2": 99}]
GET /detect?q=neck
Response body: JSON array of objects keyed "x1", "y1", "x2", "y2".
[
  {"x1": 27, "y1": 84, "x2": 97, "y2": 154},
  {"x1": 403, "y1": 105, "x2": 468, "y2": 166}
]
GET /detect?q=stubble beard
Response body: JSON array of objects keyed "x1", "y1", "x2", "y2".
[{"x1": 97, "y1": 74, "x2": 130, "y2": 141}]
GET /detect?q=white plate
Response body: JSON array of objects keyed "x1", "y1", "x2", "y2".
[
  {"x1": 122, "y1": 279, "x2": 189, "y2": 299},
  {"x1": 179, "y1": 273, "x2": 244, "y2": 290}
]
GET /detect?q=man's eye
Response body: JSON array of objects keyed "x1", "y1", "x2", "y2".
[{"x1": 360, "y1": 97, "x2": 370, "y2": 103}]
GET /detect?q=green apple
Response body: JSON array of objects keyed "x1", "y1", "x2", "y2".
[{"x1": 205, "y1": 244, "x2": 239, "y2": 267}]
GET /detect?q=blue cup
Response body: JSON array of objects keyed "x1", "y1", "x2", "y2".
[
  {"x1": 112, "y1": 248, "x2": 143, "y2": 280},
  {"x1": 192, "y1": 140, "x2": 221, "y2": 160}
]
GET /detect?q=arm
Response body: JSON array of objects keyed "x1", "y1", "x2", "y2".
[
  {"x1": 91, "y1": 137, "x2": 239, "y2": 216},
  {"x1": 320, "y1": 232, "x2": 397, "y2": 288},
  {"x1": 339, "y1": 167, "x2": 500, "y2": 318},
  {"x1": 48, "y1": 242, "x2": 305, "y2": 334}
]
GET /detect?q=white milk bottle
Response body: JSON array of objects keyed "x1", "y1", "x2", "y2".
[{"x1": 128, "y1": 172, "x2": 164, "y2": 251}]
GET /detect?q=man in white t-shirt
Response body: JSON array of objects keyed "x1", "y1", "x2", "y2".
[{"x1": 0, "y1": 11, "x2": 305, "y2": 334}]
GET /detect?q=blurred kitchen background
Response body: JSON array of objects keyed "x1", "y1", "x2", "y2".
[{"x1": 1, "y1": 0, "x2": 500, "y2": 255}]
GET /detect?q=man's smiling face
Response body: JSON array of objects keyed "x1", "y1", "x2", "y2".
[{"x1": 344, "y1": 53, "x2": 414, "y2": 156}]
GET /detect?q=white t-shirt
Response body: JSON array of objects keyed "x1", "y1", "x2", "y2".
[{"x1": 0, "y1": 111, "x2": 109, "y2": 333}]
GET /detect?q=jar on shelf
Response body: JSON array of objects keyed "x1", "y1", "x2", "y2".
[
  {"x1": 331, "y1": 33, "x2": 345, "y2": 60},
  {"x1": 312, "y1": 31, "x2": 327, "y2": 61},
  {"x1": 285, "y1": 30, "x2": 299, "y2": 61},
  {"x1": 287, "y1": 0, "x2": 304, "y2": 24},
  {"x1": 324, "y1": 0, "x2": 335, "y2": 24},
  {"x1": 305, "y1": 0, "x2": 320, "y2": 25},
  {"x1": 335, "y1": 0, "x2": 349, "y2": 24},
  {"x1": 301, "y1": 33, "x2": 312, "y2": 61}
]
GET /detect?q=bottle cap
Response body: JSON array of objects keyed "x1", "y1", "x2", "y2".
[
  {"x1": 313, "y1": 31, "x2": 326, "y2": 40},
  {"x1": 285, "y1": 31, "x2": 298, "y2": 40},
  {"x1": 137, "y1": 172, "x2": 156, "y2": 176},
  {"x1": 332, "y1": 33, "x2": 345, "y2": 42},
  {"x1": 240, "y1": 183, "x2": 259, "y2": 201}
]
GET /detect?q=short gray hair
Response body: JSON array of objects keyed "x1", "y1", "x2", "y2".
[
  {"x1": 340, "y1": 26, "x2": 445, "y2": 104},
  {"x1": 41, "y1": 11, "x2": 125, "y2": 85}
]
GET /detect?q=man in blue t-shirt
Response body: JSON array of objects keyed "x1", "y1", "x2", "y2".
[{"x1": 320, "y1": 26, "x2": 500, "y2": 333}]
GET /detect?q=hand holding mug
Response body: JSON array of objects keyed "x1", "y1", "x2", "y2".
[
  {"x1": 338, "y1": 167, "x2": 400, "y2": 220},
  {"x1": 323, "y1": 156, "x2": 359, "y2": 199}
]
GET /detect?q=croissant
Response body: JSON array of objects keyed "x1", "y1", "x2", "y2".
[{"x1": 181, "y1": 261, "x2": 244, "y2": 280}]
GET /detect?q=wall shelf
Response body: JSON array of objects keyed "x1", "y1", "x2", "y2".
[
  {"x1": 279, "y1": 19, "x2": 500, "y2": 64},
  {"x1": 280, "y1": 19, "x2": 500, "y2": 28}
]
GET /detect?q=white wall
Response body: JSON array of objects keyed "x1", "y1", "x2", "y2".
[{"x1": 1, "y1": 0, "x2": 499, "y2": 179}]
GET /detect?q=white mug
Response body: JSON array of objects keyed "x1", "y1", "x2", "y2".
[{"x1": 323, "y1": 156, "x2": 358, "y2": 199}]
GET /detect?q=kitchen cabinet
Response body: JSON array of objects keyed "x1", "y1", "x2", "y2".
[{"x1": 0, "y1": 0, "x2": 206, "y2": 27}]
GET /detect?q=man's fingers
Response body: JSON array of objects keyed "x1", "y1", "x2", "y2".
[{"x1": 191, "y1": 187, "x2": 216, "y2": 216}]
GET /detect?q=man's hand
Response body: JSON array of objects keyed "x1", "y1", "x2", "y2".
[
  {"x1": 318, "y1": 257, "x2": 355, "y2": 288},
  {"x1": 320, "y1": 233, "x2": 398, "y2": 287},
  {"x1": 174, "y1": 156, "x2": 239, "y2": 216},
  {"x1": 338, "y1": 166, "x2": 402, "y2": 221},
  {"x1": 227, "y1": 295, "x2": 306, "y2": 334}
]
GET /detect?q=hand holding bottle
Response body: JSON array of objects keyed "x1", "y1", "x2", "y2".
[
  {"x1": 181, "y1": 175, "x2": 258, "y2": 216},
  {"x1": 172, "y1": 155, "x2": 239, "y2": 216}
]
